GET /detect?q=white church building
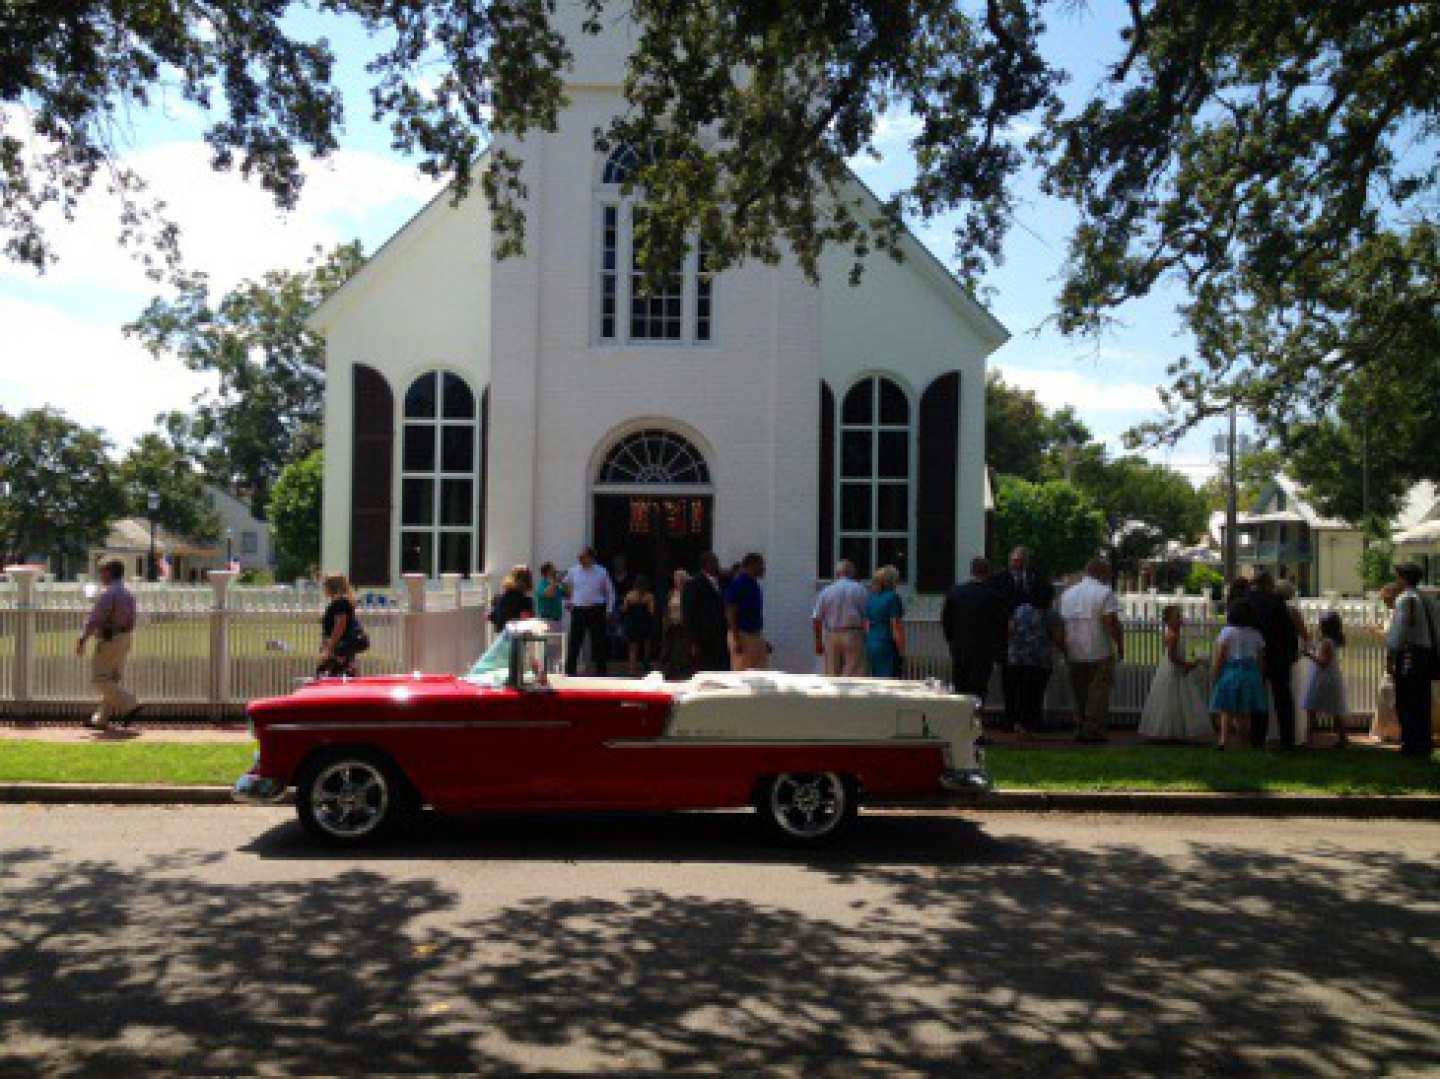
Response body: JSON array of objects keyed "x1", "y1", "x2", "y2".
[{"x1": 312, "y1": 9, "x2": 1009, "y2": 669}]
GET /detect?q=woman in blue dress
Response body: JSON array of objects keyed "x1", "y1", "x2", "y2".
[{"x1": 864, "y1": 565, "x2": 907, "y2": 678}]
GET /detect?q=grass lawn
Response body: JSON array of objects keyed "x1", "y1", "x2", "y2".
[
  {"x1": 988, "y1": 746, "x2": 1440, "y2": 797},
  {"x1": 1, "y1": 740, "x2": 1437, "y2": 795}
]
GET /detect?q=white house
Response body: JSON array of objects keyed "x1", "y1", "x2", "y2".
[
  {"x1": 309, "y1": 7, "x2": 1008, "y2": 669},
  {"x1": 207, "y1": 486, "x2": 276, "y2": 574}
]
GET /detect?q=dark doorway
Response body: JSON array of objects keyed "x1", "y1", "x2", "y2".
[{"x1": 592, "y1": 494, "x2": 713, "y2": 589}]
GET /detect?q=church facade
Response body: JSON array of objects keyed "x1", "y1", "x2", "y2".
[{"x1": 311, "y1": 13, "x2": 1008, "y2": 670}]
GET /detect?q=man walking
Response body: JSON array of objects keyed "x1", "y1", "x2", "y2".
[
  {"x1": 941, "y1": 556, "x2": 1009, "y2": 702},
  {"x1": 724, "y1": 552, "x2": 768, "y2": 671},
  {"x1": 1249, "y1": 570, "x2": 1299, "y2": 748},
  {"x1": 77, "y1": 558, "x2": 141, "y2": 731},
  {"x1": 1388, "y1": 563, "x2": 1437, "y2": 758},
  {"x1": 562, "y1": 546, "x2": 616, "y2": 676},
  {"x1": 812, "y1": 559, "x2": 869, "y2": 676},
  {"x1": 993, "y1": 545, "x2": 1041, "y2": 729},
  {"x1": 1058, "y1": 557, "x2": 1124, "y2": 742},
  {"x1": 681, "y1": 552, "x2": 730, "y2": 672}
]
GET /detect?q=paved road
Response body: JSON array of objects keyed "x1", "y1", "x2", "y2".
[{"x1": 3, "y1": 807, "x2": 1438, "y2": 1077}]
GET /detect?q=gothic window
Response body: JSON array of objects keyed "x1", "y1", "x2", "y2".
[
  {"x1": 596, "y1": 143, "x2": 713, "y2": 345},
  {"x1": 838, "y1": 375, "x2": 912, "y2": 581},
  {"x1": 400, "y1": 371, "x2": 482, "y2": 577},
  {"x1": 597, "y1": 430, "x2": 711, "y2": 486}
]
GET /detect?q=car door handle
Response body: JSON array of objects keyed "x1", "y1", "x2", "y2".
[{"x1": 620, "y1": 701, "x2": 647, "y2": 710}]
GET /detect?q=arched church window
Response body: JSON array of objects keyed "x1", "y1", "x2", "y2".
[
  {"x1": 596, "y1": 429, "x2": 711, "y2": 486},
  {"x1": 838, "y1": 375, "x2": 912, "y2": 581},
  {"x1": 596, "y1": 143, "x2": 714, "y2": 345},
  {"x1": 400, "y1": 371, "x2": 482, "y2": 577}
]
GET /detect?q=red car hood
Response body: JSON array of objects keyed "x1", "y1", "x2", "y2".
[{"x1": 247, "y1": 674, "x2": 485, "y2": 720}]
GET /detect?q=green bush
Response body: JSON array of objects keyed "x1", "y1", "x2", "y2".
[{"x1": 1184, "y1": 562, "x2": 1225, "y2": 597}]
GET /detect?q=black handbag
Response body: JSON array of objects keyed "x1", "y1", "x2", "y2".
[{"x1": 344, "y1": 616, "x2": 371, "y2": 655}]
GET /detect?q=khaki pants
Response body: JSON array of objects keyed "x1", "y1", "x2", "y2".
[
  {"x1": 91, "y1": 633, "x2": 138, "y2": 722},
  {"x1": 823, "y1": 629, "x2": 867, "y2": 676},
  {"x1": 730, "y1": 631, "x2": 769, "y2": 671},
  {"x1": 1066, "y1": 656, "x2": 1114, "y2": 739}
]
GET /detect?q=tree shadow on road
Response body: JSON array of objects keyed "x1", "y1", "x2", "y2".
[{"x1": 2, "y1": 817, "x2": 1438, "y2": 1076}]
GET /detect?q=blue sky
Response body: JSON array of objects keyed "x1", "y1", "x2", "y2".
[{"x1": 0, "y1": 1, "x2": 1223, "y2": 480}]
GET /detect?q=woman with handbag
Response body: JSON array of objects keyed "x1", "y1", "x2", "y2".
[
  {"x1": 1387, "y1": 564, "x2": 1437, "y2": 758},
  {"x1": 318, "y1": 573, "x2": 368, "y2": 677}
]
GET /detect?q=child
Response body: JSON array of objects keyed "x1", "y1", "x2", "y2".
[
  {"x1": 1138, "y1": 605, "x2": 1211, "y2": 742},
  {"x1": 1303, "y1": 611, "x2": 1349, "y2": 748},
  {"x1": 1209, "y1": 599, "x2": 1268, "y2": 750}
]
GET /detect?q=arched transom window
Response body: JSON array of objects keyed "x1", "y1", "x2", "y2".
[
  {"x1": 596, "y1": 143, "x2": 714, "y2": 345},
  {"x1": 400, "y1": 371, "x2": 482, "y2": 576},
  {"x1": 838, "y1": 375, "x2": 912, "y2": 581},
  {"x1": 596, "y1": 429, "x2": 711, "y2": 487}
]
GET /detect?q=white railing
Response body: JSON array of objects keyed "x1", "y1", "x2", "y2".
[{"x1": 0, "y1": 568, "x2": 489, "y2": 718}]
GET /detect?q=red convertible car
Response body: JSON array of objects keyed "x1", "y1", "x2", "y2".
[{"x1": 234, "y1": 623, "x2": 990, "y2": 845}]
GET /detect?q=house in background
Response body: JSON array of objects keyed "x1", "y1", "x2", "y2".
[
  {"x1": 207, "y1": 487, "x2": 276, "y2": 574},
  {"x1": 88, "y1": 519, "x2": 219, "y2": 583},
  {"x1": 1393, "y1": 482, "x2": 1440, "y2": 584}
]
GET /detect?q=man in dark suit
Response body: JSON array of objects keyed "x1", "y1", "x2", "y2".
[
  {"x1": 681, "y1": 551, "x2": 731, "y2": 672},
  {"x1": 1248, "y1": 570, "x2": 1299, "y2": 748},
  {"x1": 941, "y1": 556, "x2": 1010, "y2": 703},
  {"x1": 991, "y1": 545, "x2": 1042, "y2": 730}
]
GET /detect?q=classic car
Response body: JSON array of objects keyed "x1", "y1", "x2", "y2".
[{"x1": 234, "y1": 621, "x2": 990, "y2": 845}]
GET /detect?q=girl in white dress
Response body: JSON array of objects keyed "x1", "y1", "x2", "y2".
[
  {"x1": 1138, "y1": 605, "x2": 1213, "y2": 742},
  {"x1": 1303, "y1": 612, "x2": 1349, "y2": 748}
]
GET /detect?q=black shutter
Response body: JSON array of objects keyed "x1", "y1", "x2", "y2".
[
  {"x1": 916, "y1": 372, "x2": 960, "y2": 593},
  {"x1": 350, "y1": 364, "x2": 394, "y2": 585},
  {"x1": 478, "y1": 385, "x2": 489, "y2": 575},
  {"x1": 818, "y1": 380, "x2": 836, "y2": 578}
]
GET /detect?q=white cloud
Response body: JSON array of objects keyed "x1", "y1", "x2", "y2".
[
  {"x1": 992, "y1": 363, "x2": 1162, "y2": 414},
  {"x1": 0, "y1": 294, "x2": 215, "y2": 450}
]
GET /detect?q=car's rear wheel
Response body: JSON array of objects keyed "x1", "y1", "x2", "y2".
[
  {"x1": 757, "y1": 772, "x2": 856, "y2": 844},
  {"x1": 295, "y1": 750, "x2": 416, "y2": 845}
]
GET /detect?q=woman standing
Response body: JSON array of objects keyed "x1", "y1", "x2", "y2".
[
  {"x1": 317, "y1": 574, "x2": 365, "y2": 677},
  {"x1": 659, "y1": 568, "x2": 692, "y2": 679},
  {"x1": 535, "y1": 562, "x2": 565, "y2": 625},
  {"x1": 621, "y1": 575, "x2": 657, "y2": 675},
  {"x1": 489, "y1": 565, "x2": 535, "y2": 634},
  {"x1": 1007, "y1": 581, "x2": 1065, "y2": 735},
  {"x1": 864, "y1": 565, "x2": 906, "y2": 678}
]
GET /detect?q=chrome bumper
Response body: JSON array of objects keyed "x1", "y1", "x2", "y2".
[
  {"x1": 939, "y1": 768, "x2": 993, "y2": 797},
  {"x1": 232, "y1": 773, "x2": 288, "y2": 805}
]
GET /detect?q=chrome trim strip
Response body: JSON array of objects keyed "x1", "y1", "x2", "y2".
[
  {"x1": 266, "y1": 720, "x2": 571, "y2": 732},
  {"x1": 602, "y1": 737, "x2": 949, "y2": 749}
]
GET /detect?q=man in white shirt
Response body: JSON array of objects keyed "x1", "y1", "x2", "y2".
[
  {"x1": 1058, "y1": 558, "x2": 1125, "y2": 742},
  {"x1": 1387, "y1": 563, "x2": 1436, "y2": 757},
  {"x1": 562, "y1": 546, "x2": 616, "y2": 676},
  {"x1": 812, "y1": 559, "x2": 869, "y2": 676}
]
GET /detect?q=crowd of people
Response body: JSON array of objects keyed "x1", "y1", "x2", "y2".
[{"x1": 72, "y1": 545, "x2": 1438, "y2": 762}]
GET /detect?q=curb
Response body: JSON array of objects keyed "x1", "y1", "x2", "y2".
[{"x1": 4, "y1": 783, "x2": 1440, "y2": 818}]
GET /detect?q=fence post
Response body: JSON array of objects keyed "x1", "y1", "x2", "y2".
[
  {"x1": 402, "y1": 573, "x2": 427, "y2": 672},
  {"x1": 6, "y1": 565, "x2": 40, "y2": 709},
  {"x1": 209, "y1": 570, "x2": 238, "y2": 716}
]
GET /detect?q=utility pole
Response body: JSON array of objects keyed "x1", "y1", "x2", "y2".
[{"x1": 1224, "y1": 400, "x2": 1238, "y2": 584}]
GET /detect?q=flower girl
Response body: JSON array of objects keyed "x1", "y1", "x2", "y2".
[
  {"x1": 1138, "y1": 605, "x2": 1212, "y2": 742},
  {"x1": 1303, "y1": 612, "x2": 1349, "y2": 748}
]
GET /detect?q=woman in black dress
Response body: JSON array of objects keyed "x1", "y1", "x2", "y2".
[
  {"x1": 489, "y1": 565, "x2": 536, "y2": 634},
  {"x1": 318, "y1": 574, "x2": 362, "y2": 677}
]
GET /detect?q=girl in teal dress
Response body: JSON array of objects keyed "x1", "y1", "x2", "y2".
[{"x1": 864, "y1": 565, "x2": 907, "y2": 678}]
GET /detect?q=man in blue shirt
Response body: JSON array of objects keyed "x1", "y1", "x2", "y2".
[{"x1": 724, "y1": 552, "x2": 767, "y2": 670}]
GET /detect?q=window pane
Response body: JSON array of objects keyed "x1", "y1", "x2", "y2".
[
  {"x1": 401, "y1": 531, "x2": 433, "y2": 576},
  {"x1": 439, "y1": 532, "x2": 471, "y2": 575},
  {"x1": 440, "y1": 480, "x2": 473, "y2": 525},
  {"x1": 878, "y1": 378, "x2": 908, "y2": 424},
  {"x1": 442, "y1": 373, "x2": 475, "y2": 418},
  {"x1": 840, "y1": 536, "x2": 871, "y2": 581},
  {"x1": 404, "y1": 373, "x2": 437, "y2": 418},
  {"x1": 841, "y1": 430, "x2": 872, "y2": 478},
  {"x1": 403, "y1": 425, "x2": 435, "y2": 472},
  {"x1": 875, "y1": 536, "x2": 909, "y2": 581},
  {"x1": 878, "y1": 431, "x2": 908, "y2": 478},
  {"x1": 843, "y1": 379, "x2": 873, "y2": 425},
  {"x1": 402, "y1": 478, "x2": 434, "y2": 526},
  {"x1": 841, "y1": 483, "x2": 871, "y2": 531},
  {"x1": 877, "y1": 483, "x2": 908, "y2": 531},
  {"x1": 441, "y1": 426, "x2": 474, "y2": 473}
]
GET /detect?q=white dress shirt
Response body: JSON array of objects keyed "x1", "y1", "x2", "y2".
[
  {"x1": 565, "y1": 563, "x2": 616, "y2": 608},
  {"x1": 1058, "y1": 576, "x2": 1120, "y2": 662}
]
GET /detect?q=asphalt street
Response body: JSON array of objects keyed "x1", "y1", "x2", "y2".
[{"x1": 3, "y1": 807, "x2": 1438, "y2": 1077}]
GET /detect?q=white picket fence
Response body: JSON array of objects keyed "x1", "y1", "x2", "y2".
[{"x1": 0, "y1": 569, "x2": 491, "y2": 718}]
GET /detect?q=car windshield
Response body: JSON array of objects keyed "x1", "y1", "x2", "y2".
[{"x1": 464, "y1": 620, "x2": 556, "y2": 687}]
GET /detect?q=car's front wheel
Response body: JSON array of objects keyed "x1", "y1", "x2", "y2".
[
  {"x1": 295, "y1": 750, "x2": 416, "y2": 845},
  {"x1": 757, "y1": 772, "x2": 856, "y2": 845}
]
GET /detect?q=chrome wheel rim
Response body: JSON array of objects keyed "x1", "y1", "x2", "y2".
[
  {"x1": 311, "y1": 761, "x2": 389, "y2": 838},
  {"x1": 769, "y1": 772, "x2": 846, "y2": 838}
]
